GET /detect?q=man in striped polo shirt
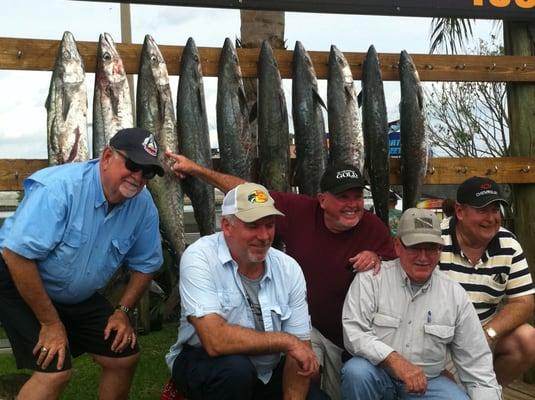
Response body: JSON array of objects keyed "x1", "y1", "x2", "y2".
[{"x1": 440, "y1": 176, "x2": 535, "y2": 385}]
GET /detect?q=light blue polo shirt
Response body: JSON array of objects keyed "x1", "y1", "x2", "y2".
[
  {"x1": 165, "y1": 232, "x2": 311, "y2": 383},
  {"x1": 0, "y1": 160, "x2": 163, "y2": 303}
]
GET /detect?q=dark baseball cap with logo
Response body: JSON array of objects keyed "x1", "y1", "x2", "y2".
[
  {"x1": 320, "y1": 164, "x2": 365, "y2": 194},
  {"x1": 457, "y1": 176, "x2": 508, "y2": 208},
  {"x1": 109, "y1": 128, "x2": 164, "y2": 177}
]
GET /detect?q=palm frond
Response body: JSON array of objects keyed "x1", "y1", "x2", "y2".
[{"x1": 429, "y1": 18, "x2": 475, "y2": 54}]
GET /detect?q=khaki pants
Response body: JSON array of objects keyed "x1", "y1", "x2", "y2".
[{"x1": 311, "y1": 327, "x2": 343, "y2": 400}]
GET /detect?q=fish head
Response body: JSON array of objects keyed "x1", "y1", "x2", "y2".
[
  {"x1": 293, "y1": 41, "x2": 317, "y2": 85},
  {"x1": 258, "y1": 40, "x2": 278, "y2": 73},
  {"x1": 142, "y1": 34, "x2": 169, "y2": 86},
  {"x1": 220, "y1": 37, "x2": 242, "y2": 79},
  {"x1": 56, "y1": 31, "x2": 85, "y2": 84},
  {"x1": 181, "y1": 37, "x2": 203, "y2": 79},
  {"x1": 97, "y1": 32, "x2": 126, "y2": 85}
]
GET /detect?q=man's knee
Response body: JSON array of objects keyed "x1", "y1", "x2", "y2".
[
  {"x1": 497, "y1": 324, "x2": 535, "y2": 360},
  {"x1": 33, "y1": 370, "x2": 72, "y2": 388},
  {"x1": 217, "y1": 355, "x2": 257, "y2": 385},
  {"x1": 92, "y1": 353, "x2": 140, "y2": 370}
]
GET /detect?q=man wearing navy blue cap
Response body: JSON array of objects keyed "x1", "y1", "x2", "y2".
[
  {"x1": 440, "y1": 176, "x2": 535, "y2": 385},
  {"x1": 0, "y1": 128, "x2": 164, "y2": 399}
]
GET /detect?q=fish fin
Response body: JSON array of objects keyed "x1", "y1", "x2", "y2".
[
  {"x1": 417, "y1": 85, "x2": 424, "y2": 111},
  {"x1": 62, "y1": 91, "x2": 71, "y2": 121},
  {"x1": 345, "y1": 84, "x2": 356, "y2": 101},
  {"x1": 312, "y1": 87, "x2": 327, "y2": 110},
  {"x1": 357, "y1": 91, "x2": 363, "y2": 108},
  {"x1": 249, "y1": 101, "x2": 258, "y2": 123},
  {"x1": 66, "y1": 126, "x2": 81, "y2": 163},
  {"x1": 197, "y1": 87, "x2": 206, "y2": 116},
  {"x1": 238, "y1": 85, "x2": 248, "y2": 107}
]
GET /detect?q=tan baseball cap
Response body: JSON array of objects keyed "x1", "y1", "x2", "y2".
[
  {"x1": 221, "y1": 182, "x2": 285, "y2": 223},
  {"x1": 398, "y1": 208, "x2": 443, "y2": 246}
]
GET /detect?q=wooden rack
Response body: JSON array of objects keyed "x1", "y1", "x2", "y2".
[{"x1": 1, "y1": 36, "x2": 535, "y2": 190}]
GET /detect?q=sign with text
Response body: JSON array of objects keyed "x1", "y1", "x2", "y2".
[{"x1": 97, "y1": 0, "x2": 535, "y2": 20}]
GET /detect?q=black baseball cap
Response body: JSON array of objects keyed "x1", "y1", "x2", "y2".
[
  {"x1": 457, "y1": 176, "x2": 508, "y2": 208},
  {"x1": 320, "y1": 164, "x2": 365, "y2": 194},
  {"x1": 109, "y1": 128, "x2": 164, "y2": 177}
]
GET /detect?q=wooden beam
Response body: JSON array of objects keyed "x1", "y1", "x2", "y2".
[
  {"x1": 2, "y1": 157, "x2": 535, "y2": 191},
  {"x1": 2, "y1": 36, "x2": 535, "y2": 82}
]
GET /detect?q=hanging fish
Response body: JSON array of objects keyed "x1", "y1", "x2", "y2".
[
  {"x1": 327, "y1": 45, "x2": 364, "y2": 172},
  {"x1": 257, "y1": 40, "x2": 290, "y2": 192},
  {"x1": 362, "y1": 45, "x2": 389, "y2": 226},
  {"x1": 292, "y1": 41, "x2": 328, "y2": 196},
  {"x1": 176, "y1": 37, "x2": 215, "y2": 236},
  {"x1": 45, "y1": 31, "x2": 89, "y2": 165},
  {"x1": 216, "y1": 38, "x2": 254, "y2": 181},
  {"x1": 93, "y1": 32, "x2": 133, "y2": 157},
  {"x1": 399, "y1": 50, "x2": 428, "y2": 211},
  {"x1": 137, "y1": 34, "x2": 185, "y2": 265}
]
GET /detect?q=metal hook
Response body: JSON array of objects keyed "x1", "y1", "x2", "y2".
[
  {"x1": 391, "y1": 62, "x2": 399, "y2": 69},
  {"x1": 456, "y1": 166, "x2": 468, "y2": 174},
  {"x1": 14, "y1": 171, "x2": 19, "y2": 181},
  {"x1": 425, "y1": 64, "x2": 433, "y2": 70},
  {"x1": 520, "y1": 165, "x2": 531, "y2": 173},
  {"x1": 426, "y1": 167, "x2": 436, "y2": 175},
  {"x1": 16, "y1": 50, "x2": 22, "y2": 59},
  {"x1": 455, "y1": 64, "x2": 466, "y2": 70},
  {"x1": 521, "y1": 63, "x2": 528, "y2": 71},
  {"x1": 487, "y1": 63, "x2": 496, "y2": 71},
  {"x1": 485, "y1": 165, "x2": 498, "y2": 175}
]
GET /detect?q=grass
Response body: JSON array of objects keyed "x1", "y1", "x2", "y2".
[{"x1": 0, "y1": 323, "x2": 179, "y2": 399}]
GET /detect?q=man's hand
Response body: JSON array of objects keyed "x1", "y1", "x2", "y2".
[
  {"x1": 165, "y1": 151, "x2": 197, "y2": 179},
  {"x1": 286, "y1": 339, "x2": 320, "y2": 377},
  {"x1": 382, "y1": 352, "x2": 427, "y2": 394},
  {"x1": 348, "y1": 251, "x2": 381, "y2": 274},
  {"x1": 33, "y1": 320, "x2": 68, "y2": 370},
  {"x1": 104, "y1": 310, "x2": 136, "y2": 353}
]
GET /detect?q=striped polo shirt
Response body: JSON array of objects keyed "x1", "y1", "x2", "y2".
[{"x1": 439, "y1": 217, "x2": 535, "y2": 324}]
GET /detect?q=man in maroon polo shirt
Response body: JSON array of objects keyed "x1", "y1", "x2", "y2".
[{"x1": 165, "y1": 152, "x2": 396, "y2": 400}]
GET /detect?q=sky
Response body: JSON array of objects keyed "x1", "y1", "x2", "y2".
[{"x1": 0, "y1": 1, "x2": 497, "y2": 159}]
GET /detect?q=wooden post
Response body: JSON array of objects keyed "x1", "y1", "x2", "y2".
[{"x1": 504, "y1": 20, "x2": 535, "y2": 383}]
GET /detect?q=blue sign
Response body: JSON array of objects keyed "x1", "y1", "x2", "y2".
[{"x1": 389, "y1": 130, "x2": 400, "y2": 157}]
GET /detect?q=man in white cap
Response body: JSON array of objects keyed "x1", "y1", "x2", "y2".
[
  {"x1": 440, "y1": 176, "x2": 535, "y2": 384},
  {"x1": 341, "y1": 208, "x2": 501, "y2": 399},
  {"x1": 165, "y1": 182, "x2": 329, "y2": 400}
]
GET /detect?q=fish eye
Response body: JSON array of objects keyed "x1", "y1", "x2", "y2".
[
  {"x1": 63, "y1": 50, "x2": 71, "y2": 60},
  {"x1": 103, "y1": 52, "x2": 111, "y2": 61},
  {"x1": 150, "y1": 55, "x2": 158, "y2": 63}
]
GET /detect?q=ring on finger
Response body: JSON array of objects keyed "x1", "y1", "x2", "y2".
[{"x1": 41, "y1": 347, "x2": 48, "y2": 353}]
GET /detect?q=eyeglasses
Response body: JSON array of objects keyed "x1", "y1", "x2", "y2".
[
  {"x1": 113, "y1": 149, "x2": 157, "y2": 180},
  {"x1": 401, "y1": 241, "x2": 442, "y2": 256}
]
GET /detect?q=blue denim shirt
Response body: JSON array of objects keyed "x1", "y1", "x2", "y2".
[
  {"x1": 165, "y1": 232, "x2": 311, "y2": 383},
  {"x1": 0, "y1": 160, "x2": 162, "y2": 303}
]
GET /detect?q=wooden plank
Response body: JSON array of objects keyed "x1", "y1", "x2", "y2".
[
  {"x1": 2, "y1": 37, "x2": 535, "y2": 82},
  {"x1": 508, "y1": 380, "x2": 535, "y2": 396},
  {"x1": 0, "y1": 160, "x2": 48, "y2": 191},
  {"x1": 1, "y1": 157, "x2": 535, "y2": 191}
]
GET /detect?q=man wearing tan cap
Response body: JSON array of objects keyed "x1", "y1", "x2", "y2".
[
  {"x1": 341, "y1": 208, "x2": 501, "y2": 399},
  {"x1": 165, "y1": 183, "x2": 328, "y2": 400}
]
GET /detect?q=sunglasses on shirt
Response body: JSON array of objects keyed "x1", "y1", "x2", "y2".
[{"x1": 113, "y1": 149, "x2": 157, "y2": 180}]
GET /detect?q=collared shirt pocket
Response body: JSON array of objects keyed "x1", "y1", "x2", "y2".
[
  {"x1": 269, "y1": 304, "x2": 292, "y2": 332},
  {"x1": 423, "y1": 324, "x2": 455, "y2": 362},
  {"x1": 218, "y1": 290, "x2": 247, "y2": 324},
  {"x1": 372, "y1": 312, "x2": 401, "y2": 342},
  {"x1": 98, "y1": 237, "x2": 134, "y2": 287},
  {"x1": 47, "y1": 226, "x2": 89, "y2": 282}
]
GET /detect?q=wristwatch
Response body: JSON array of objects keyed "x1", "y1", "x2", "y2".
[
  {"x1": 115, "y1": 304, "x2": 131, "y2": 314},
  {"x1": 485, "y1": 326, "x2": 497, "y2": 342}
]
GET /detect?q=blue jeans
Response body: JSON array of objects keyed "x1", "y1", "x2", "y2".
[
  {"x1": 341, "y1": 357, "x2": 469, "y2": 400},
  {"x1": 172, "y1": 345, "x2": 330, "y2": 400}
]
